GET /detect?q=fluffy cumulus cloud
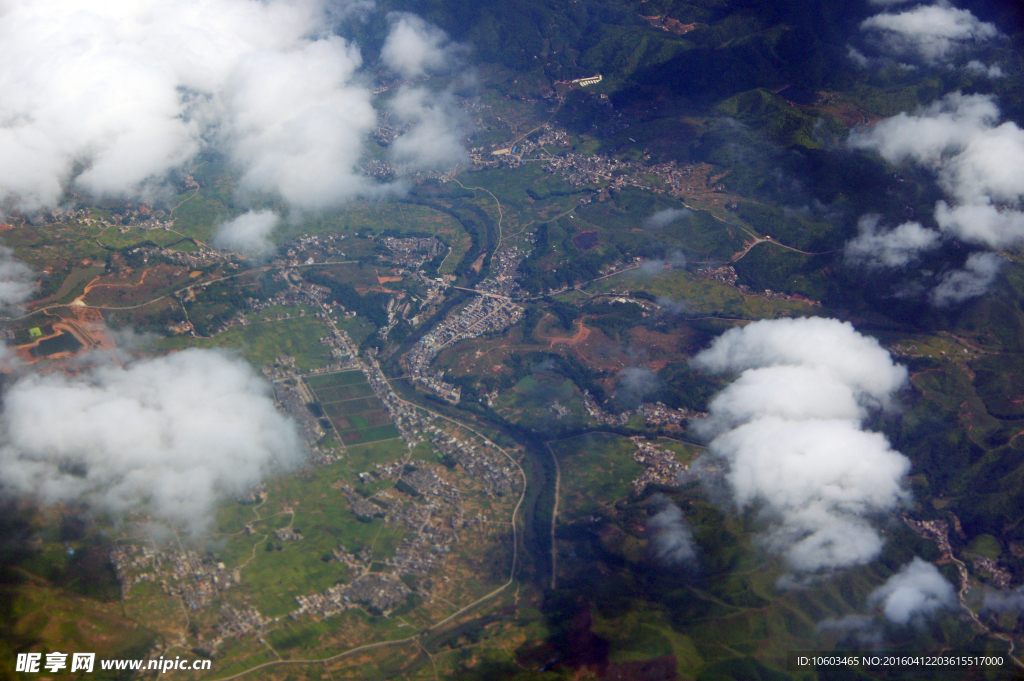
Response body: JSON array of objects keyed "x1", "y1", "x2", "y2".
[
  {"x1": 867, "y1": 558, "x2": 956, "y2": 625},
  {"x1": 212, "y1": 210, "x2": 281, "y2": 257},
  {"x1": 645, "y1": 208, "x2": 691, "y2": 229},
  {"x1": 847, "y1": 93, "x2": 1023, "y2": 303},
  {"x1": 850, "y1": 93, "x2": 1024, "y2": 250},
  {"x1": 860, "y1": 2, "x2": 998, "y2": 64},
  {"x1": 0, "y1": 246, "x2": 36, "y2": 308},
  {"x1": 820, "y1": 558, "x2": 956, "y2": 637},
  {"x1": 0, "y1": 349, "x2": 304, "y2": 532},
  {"x1": 844, "y1": 215, "x2": 941, "y2": 268},
  {"x1": 647, "y1": 495, "x2": 698, "y2": 567},
  {"x1": 0, "y1": 0, "x2": 468, "y2": 211},
  {"x1": 222, "y1": 35, "x2": 377, "y2": 208},
  {"x1": 965, "y1": 60, "x2": 1004, "y2": 78},
  {"x1": 0, "y1": 0, "x2": 329, "y2": 208},
  {"x1": 388, "y1": 87, "x2": 471, "y2": 173},
  {"x1": 380, "y1": 13, "x2": 459, "y2": 78},
  {"x1": 691, "y1": 317, "x2": 911, "y2": 572},
  {"x1": 930, "y1": 251, "x2": 1003, "y2": 306}
]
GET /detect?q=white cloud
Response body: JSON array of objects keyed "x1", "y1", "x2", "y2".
[
  {"x1": 0, "y1": 0, "x2": 461, "y2": 212},
  {"x1": 844, "y1": 215, "x2": 941, "y2": 267},
  {"x1": 615, "y1": 366, "x2": 662, "y2": 409},
  {"x1": 0, "y1": 349, "x2": 304, "y2": 532},
  {"x1": 930, "y1": 251, "x2": 1003, "y2": 306},
  {"x1": 817, "y1": 613, "x2": 885, "y2": 646},
  {"x1": 860, "y1": 2, "x2": 998, "y2": 64},
  {"x1": 982, "y1": 586, "x2": 1024, "y2": 612},
  {"x1": 706, "y1": 418, "x2": 909, "y2": 571},
  {"x1": 0, "y1": 245, "x2": 36, "y2": 370},
  {"x1": 0, "y1": 246, "x2": 36, "y2": 308},
  {"x1": 647, "y1": 495, "x2": 698, "y2": 566},
  {"x1": 388, "y1": 87, "x2": 471, "y2": 174},
  {"x1": 632, "y1": 250, "x2": 688, "y2": 277},
  {"x1": 848, "y1": 46, "x2": 872, "y2": 68},
  {"x1": 692, "y1": 317, "x2": 908, "y2": 408},
  {"x1": 696, "y1": 366, "x2": 864, "y2": 434},
  {"x1": 868, "y1": 558, "x2": 956, "y2": 625},
  {"x1": 819, "y1": 558, "x2": 956, "y2": 636},
  {"x1": 849, "y1": 91, "x2": 998, "y2": 165},
  {"x1": 380, "y1": 13, "x2": 458, "y2": 78},
  {"x1": 212, "y1": 210, "x2": 281, "y2": 257},
  {"x1": 691, "y1": 317, "x2": 910, "y2": 572},
  {"x1": 933, "y1": 201, "x2": 1024, "y2": 249},
  {"x1": 0, "y1": 0, "x2": 324, "y2": 209},
  {"x1": 655, "y1": 296, "x2": 697, "y2": 316},
  {"x1": 223, "y1": 36, "x2": 378, "y2": 208},
  {"x1": 965, "y1": 60, "x2": 1004, "y2": 78},
  {"x1": 645, "y1": 208, "x2": 691, "y2": 229},
  {"x1": 849, "y1": 93, "x2": 1024, "y2": 250}
]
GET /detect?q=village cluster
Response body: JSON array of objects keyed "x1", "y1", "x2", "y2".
[
  {"x1": 381, "y1": 236, "x2": 444, "y2": 268},
  {"x1": 109, "y1": 545, "x2": 239, "y2": 610},
  {"x1": 48, "y1": 205, "x2": 176, "y2": 232},
  {"x1": 580, "y1": 389, "x2": 706, "y2": 430},
  {"x1": 468, "y1": 119, "x2": 727, "y2": 203},
  {"x1": 903, "y1": 516, "x2": 1014, "y2": 592},
  {"x1": 695, "y1": 264, "x2": 821, "y2": 306},
  {"x1": 627, "y1": 438, "x2": 689, "y2": 494}
]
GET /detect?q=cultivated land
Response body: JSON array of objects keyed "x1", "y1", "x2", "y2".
[{"x1": 307, "y1": 370, "x2": 401, "y2": 445}]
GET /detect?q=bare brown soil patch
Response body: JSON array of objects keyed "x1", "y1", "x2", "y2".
[
  {"x1": 470, "y1": 253, "x2": 486, "y2": 273},
  {"x1": 12, "y1": 311, "x2": 116, "y2": 365},
  {"x1": 641, "y1": 15, "x2": 702, "y2": 34},
  {"x1": 567, "y1": 327, "x2": 633, "y2": 371},
  {"x1": 627, "y1": 327, "x2": 678, "y2": 358},
  {"x1": 375, "y1": 269, "x2": 403, "y2": 285},
  {"x1": 80, "y1": 264, "x2": 190, "y2": 306},
  {"x1": 543, "y1": 318, "x2": 592, "y2": 348}
]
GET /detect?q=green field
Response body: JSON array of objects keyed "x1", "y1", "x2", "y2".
[
  {"x1": 306, "y1": 370, "x2": 369, "y2": 389},
  {"x1": 493, "y1": 371, "x2": 594, "y2": 432},
  {"x1": 320, "y1": 395, "x2": 379, "y2": 412},
  {"x1": 307, "y1": 371, "x2": 400, "y2": 445},
  {"x1": 315, "y1": 383, "x2": 376, "y2": 402},
  {"x1": 589, "y1": 268, "x2": 819, "y2": 318},
  {"x1": 344, "y1": 439, "x2": 410, "y2": 474},
  {"x1": 158, "y1": 309, "x2": 335, "y2": 370},
  {"x1": 550, "y1": 432, "x2": 644, "y2": 520},
  {"x1": 340, "y1": 424, "x2": 402, "y2": 445},
  {"x1": 38, "y1": 264, "x2": 106, "y2": 306},
  {"x1": 324, "y1": 407, "x2": 391, "y2": 429},
  {"x1": 214, "y1": 460, "x2": 411, "y2": 618},
  {"x1": 291, "y1": 200, "x2": 473, "y2": 274}
]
